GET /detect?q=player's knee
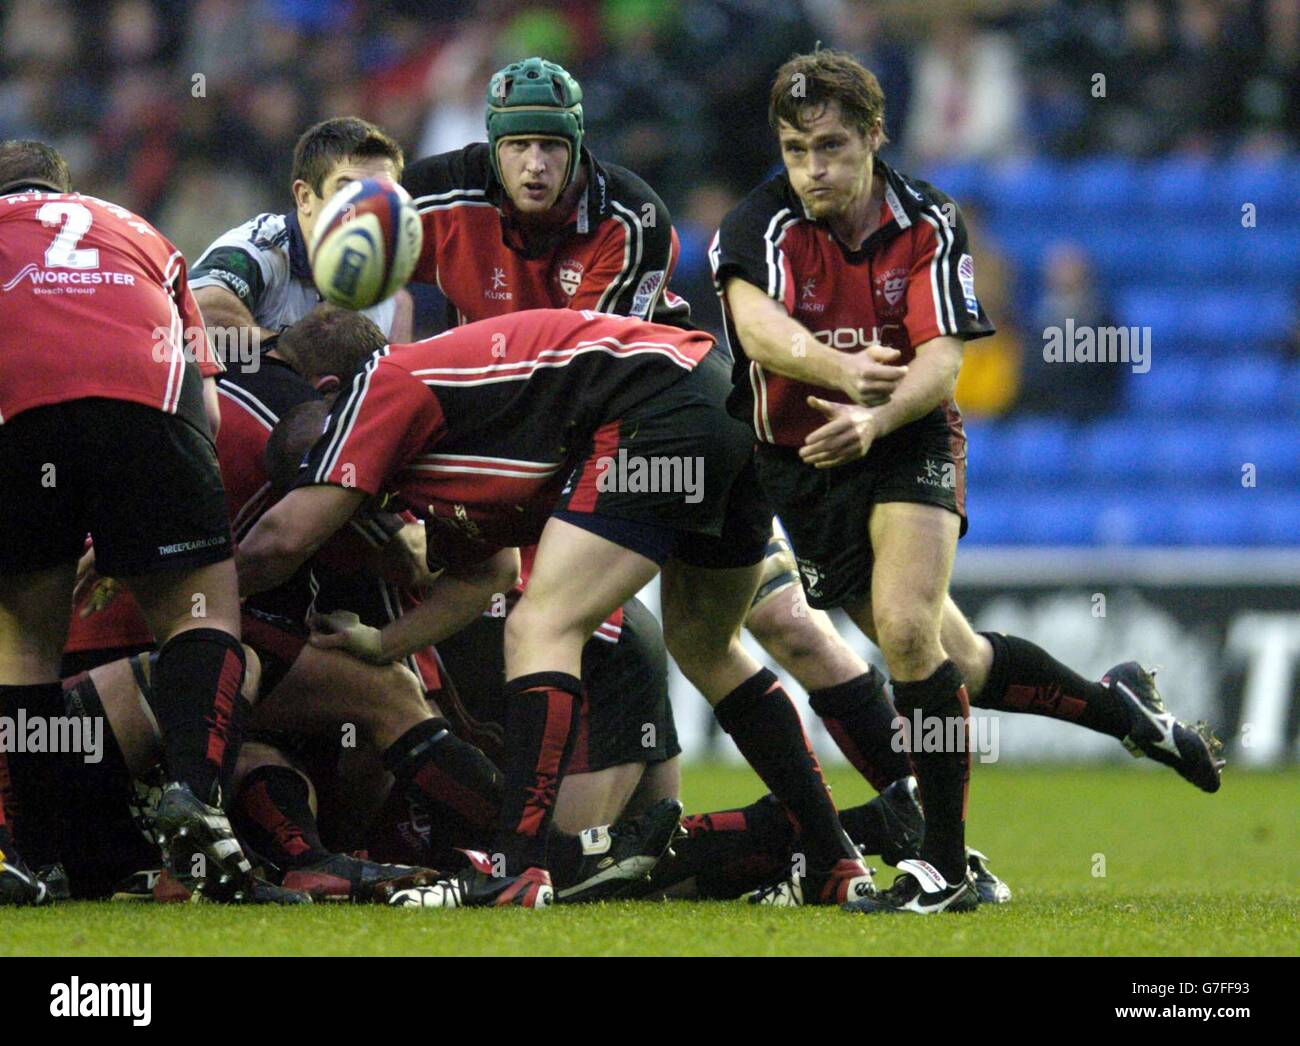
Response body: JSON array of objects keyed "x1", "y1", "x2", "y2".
[
  {"x1": 239, "y1": 645, "x2": 262, "y2": 706},
  {"x1": 232, "y1": 739, "x2": 308, "y2": 796},
  {"x1": 747, "y1": 597, "x2": 822, "y2": 664},
  {"x1": 875, "y1": 611, "x2": 940, "y2": 674},
  {"x1": 360, "y1": 661, "x2": 427, "y2": 743},
  {"x1": 663, "y1": 585, "x2": 738, "y2": 668}
]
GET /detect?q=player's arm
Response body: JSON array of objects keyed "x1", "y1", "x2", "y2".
[
  {"x1": 193, "y1": 285, "x2": 280, "y2": 347},
  {"x1": 240, "y1": 354, "x2": 443, "y2": 595},
  {"x1": 724, "y1": 276, "x2": 906, "y2": 405},
  {"x1": 863, "y1": 334, "x2": 963, "y2": 437},
  {"x1": 202, "y1": 376, "x2": 221, "y2": 438},
  {"x1": 571, "y1": 185, "x2": 676, "y2": 317},
  {"x1": 314, "y1": 546, "x2": 520, "y2": 664},
  {"x1": 388, "y1": 289, "x2": 414, "y2": 344},
  {"x1": 237, "y1": 485, "x2": 368, "y2": 596},
  {"x1": 169, "y1": 257, "x2": 228, "y2": 437}
]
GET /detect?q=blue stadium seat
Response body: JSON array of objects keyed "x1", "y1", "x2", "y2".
[
  {"x1": 1145, "y1": 158, "x2": 1216, "y2": 218},
  {"x1": 1215, "y1": 357, "x2": 1286, "y2": 413},
  {"x1": 998, "y1": 418, "x2": 1077, "y2": 483},
  {"x1": 985, "y1": 160, "x2": 1067, "y2": 215},
  {"x1": 1070, "y1": 158, "x2": 1141, "y2": 213},
  {"x1": 1079, "y1": 419, "x2": 1156, "y2": 481},
  {"x1": 1253, "y1": 496, "x2": 1300, "y2": 544},
  {"x1": 1149, "y1": 425, "x2": 1223, "y2": 480},
  {"x1": 1003, "y1": 493, "x2": 1100, "y2": 544},
  {"x1": 1167, "y1": 497, "x2": 1256, "y2": 545},
  {"x1": 1284, "y1": 362, "x2": 1300, "y2": 417},
  {"x1": 1116, "y1": 289, "x2": 1293, "y2": 344},
  {"x1": 1228, "y1": 424, "x2": 1300, "y2": 481},
  {"x1": 1213, "y1": 158, "x2": 1299, "y2": 217},
  {"x1": 1126, "y1": 359, "x2": 1206, "y2": 413}
]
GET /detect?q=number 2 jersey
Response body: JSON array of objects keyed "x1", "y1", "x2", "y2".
[
  {"x1": 710, "y1": 157, "x2": 994, "y2": 446},
  {"x1": 301, "y1": 308, "x2": 715, "y2": 563},
  {"x1": 0, "y1": 191, "x2": 220, "y2": 424}
]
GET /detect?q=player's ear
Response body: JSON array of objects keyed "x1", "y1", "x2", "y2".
[
  {"x1": 292, "y1": 178, "x2": 317, "y2": 213},
  {"x1": 312, "y1": 374, "x2": 340, "y2": 397},
  {"x1": 866, "y1": 120, "x2": 884, "y2": 153}
]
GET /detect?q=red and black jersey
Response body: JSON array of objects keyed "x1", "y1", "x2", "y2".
[
  {"x1": 710, "y1": 158, "x2": 994, "y2": 446},
  {"x1": 402, "y1": 143, "x2": 690, "y2": 327},
  {"x1": 215, "y1": 354, "x2": 321, "y2": 541},
  {"x1": 0, "y1": 191, "x2": 221, "y2": 425},
  {"x1": 301, "y1": 309, "x2": 714, "y2": 562}
]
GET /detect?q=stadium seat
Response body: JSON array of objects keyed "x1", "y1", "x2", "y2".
[
  {"x1": 1070, "y1": 158, "x2": 1141, "y2": 214},
  {"x1": 1215, "y1": 356, "x2": 1286, "y2": 413},
  {"x1": 1167, "y1": 496, "x2": 1256, "y2": 545},
  {"x1": 1126, "y1": 358, "x2": 1206, "y2": 413},
  {"x1": 1253, "y1": 496, "x2": 1300, "y2": 544},
  {"x1": 1079, "y1": 419, "x2": 1155, "y2": 481},
  {"x1": 997, "y1": 417, "x2": 1078, "y2": 483}
]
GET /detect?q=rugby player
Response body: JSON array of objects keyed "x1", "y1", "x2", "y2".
[
  {"x1": 236, "y1": 306, "x2": 875, "y2": 908},
  {"x1": 713, "y1": 51, "x2": 1223, "y2": 914},
  {"x1": 233, "y1": 378, "x2": 684, "y2": 903},
  {"x1": 0, "y1": 140, "x2": 253, "y2": 903}
]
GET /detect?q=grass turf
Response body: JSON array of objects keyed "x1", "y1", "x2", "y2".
[{"x1": 4, "y1": 764, "x2": 1296, "y2": 956}]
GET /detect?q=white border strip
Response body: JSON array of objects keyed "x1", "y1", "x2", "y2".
[{"x1": 952, "y1": 547, "x2": 1300, "y2": 587}]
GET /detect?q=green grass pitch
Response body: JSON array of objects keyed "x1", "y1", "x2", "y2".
[{"x1": 4, "y1": 764, "x2": 1296, "y2": 956}]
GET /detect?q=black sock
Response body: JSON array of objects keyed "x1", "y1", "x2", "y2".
[
  {"x1": 147, "y1": 628, "x2": 247, "y2": 806},
  {"x1": 546, "y1": 829, "x2": 587, "y2": 889},
  {"x1": 230, "y1": 764, "x2": 329, "y2": 871},
  {"x1": 0, "y1": 682, "x2": 69, "y2": 866},
  {"x1": 382, "y1": 717, "x2": 502, "y2": 847},
  {"x1": 978, "y1": 632, "x2": 1128, "y2": 739},
  {"x1": 688, "y1": 796, "x2": 796, "y2": 899},
  {"x1": 891, "y1": 660, "x2": 969, "y2": 884},
  {"x1": 809, "y1": 668, "x2": 913, "y2": 792},
  {"x1": 0, "y1": 751, "x2": 13, "y2": 853},
  {"x1": 713, "y1": 668, "x2": 857, "y2": 870},
  {"x1": 490, "y1": 672, "x2": 581, "y2": 875},
  {"x1": 839, "y1": 795, "x2": 918, "y2": 863},
  {"x1": 61, "y1": 674, "x2": 161, "y2": 892}
]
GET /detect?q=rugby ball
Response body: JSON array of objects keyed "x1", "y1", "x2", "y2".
[{"x1": 310, "y1": 176, "x2": 423, "y2": 310}]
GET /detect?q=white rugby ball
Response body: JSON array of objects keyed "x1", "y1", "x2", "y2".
[{"x1": 310, "y1": 176, "x2": 423, "y2": 310}]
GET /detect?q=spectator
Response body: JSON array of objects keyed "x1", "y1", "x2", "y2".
[
  {"x1": 1019, "y1": 242, "x2": 1124, "y2": 419},
  {"x1": 904, "y1": 14, "x2": 1023, "y2": 163}
]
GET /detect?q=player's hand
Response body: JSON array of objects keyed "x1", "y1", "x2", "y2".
[
  {"x1": 308, "y1": 610, "x2": 387, "y2": 664},
  {"x1": 800, "y1": 396, "x2": 877, "y2": 469},
  {"x1": 838, "y1": 342, "x2": 906, "y2": 406},
  {"x1": 72, "y1": 546, "x2": 103, "y2": 608},
  {"x1": 79, "y1": 577, "x2": 123, "y2": 618},
  {"x1": 378, "y1": 522, "x2": 443, "y2": 591}
]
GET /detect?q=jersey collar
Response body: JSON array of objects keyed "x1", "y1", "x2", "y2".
[
  {"x1": 284, "y1": 210, "x2": 313, "y2": 282},
  {"x1": 783, "y1": 156, "x2": 918, "y2": 260}
]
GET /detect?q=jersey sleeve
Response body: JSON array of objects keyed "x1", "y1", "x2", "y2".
[
  {"x1": 299, "y1": 355, "x2": 444, "y2": 496},
  {"x1": 403, "y1": 147, "x2": 485, "y2": 287},
  {"x1": 190, "y1": 217, "x2": 278, "y2": 314},
  {"x1": 710, "y1": 184, "x2": 798, "y2": 313},
  {"x1": 904, "y1": 196, "x2": 996, "y2": 346},
  {"x1": 168, "y1": 249, "x2": 225, "y2": 377},
  {"x1": 572, "y1": 177, "x2": 676, "y2": 319}
]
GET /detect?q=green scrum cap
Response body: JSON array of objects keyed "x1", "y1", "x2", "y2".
[{"x1": 486, "y1": 57, "x2": 584, "y2": 189}]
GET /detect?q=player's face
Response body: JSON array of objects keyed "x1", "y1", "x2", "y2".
[
  {"x1": 496, "y1": 137, "x2": 570, "y2": 213},
  {"x1": 777, "y1": 104, "x2": 878, "y2": 221},
  {"x1": 296, "y1": 156, "x2": 401, "y2": 242}
]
